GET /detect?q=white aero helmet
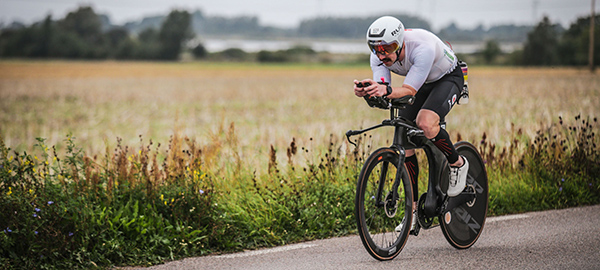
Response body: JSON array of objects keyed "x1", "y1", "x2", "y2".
[{"x1": 366, "y1": 16, "x2": 405, "y2": 55}]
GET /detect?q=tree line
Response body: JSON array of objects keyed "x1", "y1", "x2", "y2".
[
  {"x1": 0, "y1": 6, "x2": 599, "y2": 66},
  {"x1": 475, "y1": 15, "x2": 599, "y2": 66},
  {"x1": 0, "y1": 7, "x2": 193, "y2": 60}
]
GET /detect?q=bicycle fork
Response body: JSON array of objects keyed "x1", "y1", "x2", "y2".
[{"x1": 374, "y1": 147, "x2": 406, "y2": 218}]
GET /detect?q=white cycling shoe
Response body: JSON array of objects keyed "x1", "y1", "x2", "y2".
[
  {"x1": 447, "y1": 155, "x2": 469, "y2": 197},
  {"x1": 395, "y1": 211, "x2": 418, "y2": 233}
]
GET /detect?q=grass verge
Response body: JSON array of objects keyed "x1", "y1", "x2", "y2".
[{"x1": 0, "y1": 115, "x2": 598, "y2": 269}]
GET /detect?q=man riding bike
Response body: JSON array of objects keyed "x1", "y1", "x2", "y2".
[{"x1": 353, "y1": 16, "x2": 468, "y2": 234}]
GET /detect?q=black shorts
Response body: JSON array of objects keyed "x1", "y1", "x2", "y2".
[{"x1": 399, "y1": 66, "x2": 464, "y2": 121}]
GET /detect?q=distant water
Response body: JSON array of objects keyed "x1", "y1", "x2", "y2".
[{"x1": 199, "y1": 38, "x2": 521, "y2": 54}]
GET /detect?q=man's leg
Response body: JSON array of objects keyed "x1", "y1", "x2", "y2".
[
  {"x1": 416, "y1": 109, "x2": 468, "y2": 197},
  {"x1": 404, "y1": 151, "x2": 419, "y2": 203},
  {"x1": 416, "y1": 109, "x2": 463, "y2": 167}
]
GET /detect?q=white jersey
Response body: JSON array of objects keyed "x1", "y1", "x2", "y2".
[{"x1": 370, "y1": 28, "x2": 458, "y2": 91}]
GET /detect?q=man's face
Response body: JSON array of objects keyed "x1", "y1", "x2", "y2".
[
  {"x1": 372, "y1": 42, "x2": 403, "y2": 67},
  {"x1": 376, "y1": 50, "x2": 397, "y2": 67}
]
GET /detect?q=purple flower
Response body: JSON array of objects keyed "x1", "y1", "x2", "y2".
[
  {"x1": 68, "y1": 232, "x2": 74, "y2": 237},
  {"x1": 35, "y1": 231, "x2": 38, "y2": 235},
  {"x1": 5, "y1": 227, "x2": 11, "y2": 233},
  {"x1": 561, "y1": 178, "x2": 565, "y2": 182},
  {"x1": 47, "y1": 201, "x2": 54, "y2": 205},
  {"x1": 35, "y1": 208, "x2": 41, "y2": 212},
  {"x1": 559, "y1": 187, "x2": 563, "y2": 192},
  {"x1": 199, "y1": 189, "x2": 205, "y2": 195},
  {"x1": 33, "y1": 214, "x2": 38, "y2": 218}
]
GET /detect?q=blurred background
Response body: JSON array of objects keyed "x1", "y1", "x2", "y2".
[{"x1": 0, "y1": 0, "x2": 598, "y2": 66}]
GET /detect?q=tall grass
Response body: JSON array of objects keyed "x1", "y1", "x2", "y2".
[
  {"x1": 1, "y1": 114, "x2": 599, "y2": 269},
  {"x1": 1, "y1": 62, "x2": 599, "y2": 268}
]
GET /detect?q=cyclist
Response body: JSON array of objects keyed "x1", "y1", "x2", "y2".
[{"x1": 353, "y1": 16, "x2": 468, "y2": 233}]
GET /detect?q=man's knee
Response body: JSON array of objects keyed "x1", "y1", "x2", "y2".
[{"x1": 416, "y1": 111, "x2": 440, "y2": 138}]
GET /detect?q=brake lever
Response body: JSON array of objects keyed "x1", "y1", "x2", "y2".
[{"x1": 345, "y1": 130, "x2": 359, "y2": 147}]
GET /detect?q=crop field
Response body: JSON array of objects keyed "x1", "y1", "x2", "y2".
[
  {"x1": 0, "y1": 60, "x2": 599, "y2": 268},
  {"x1": 1, "y1": 61, "x2": 598, "y2": 163}
]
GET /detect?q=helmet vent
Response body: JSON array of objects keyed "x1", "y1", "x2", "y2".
[{"x1": 368, "y1": 28, "x2": 386, "y2": 38}]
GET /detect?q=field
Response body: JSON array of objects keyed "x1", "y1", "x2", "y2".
[
  {"x1": 1, "y1": 61, "x2": 598, "y2": 162},
  {"x1": 0, "y1": 61, "x2": 599, "y2": 268}
]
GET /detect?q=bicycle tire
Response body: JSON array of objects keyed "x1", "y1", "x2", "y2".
[
  {"x1": 439, "y1": 141, "x2": 489, "y2": 249},
  {"x1": 355, "y1": 147, "x2": 413, "y2": 260}
]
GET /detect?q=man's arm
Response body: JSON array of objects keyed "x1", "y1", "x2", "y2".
[{"x1": 360, "y1": 81, "x2": 417, "y2": 99}]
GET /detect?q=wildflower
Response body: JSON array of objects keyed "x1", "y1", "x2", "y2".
[
  {"x1": 33, "y1": 214, "x2": 38, "y2": 218},
  {"x1": 160, "y1": 194, "x2": 164, "y2": 201},
  {"x1": 6, "y1": 187, "x2": 12, "y2": 196},
  {"x1": 561, "y1": 178, "x2": 565, "y2": 182},
  {"x1": 199, "y1": 189, "x2": 205, "y2": 195},
  {"x1": 559, "y1": 187, "x2": 563, "y2": 192},
  {"x1": 5, "y1": 227, "x2": 11, "y2": 233},
  {"x1": 35, "y1": 231, "x2": 38, "y2": 235},
  {"x1": 35, "y1": 208, "x2": 41, "y2": 212},
  {"x1": 47, "y1": 201, "x2": 54, "y2": 205},
  {"x1": 68, "y1": 232, "x2": 74, "y2": 237}
]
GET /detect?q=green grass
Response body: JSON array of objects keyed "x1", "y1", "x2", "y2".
[
  {"x1": 1, "y1": 114, "x2": 599, "y2": 269},
  {"x1": 1, "y1": 62, "x2": 599, "y2": 268}
]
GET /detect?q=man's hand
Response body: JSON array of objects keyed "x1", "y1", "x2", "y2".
[{"x1": 354, "y1": 79, "x2": 384, "y2": 97}]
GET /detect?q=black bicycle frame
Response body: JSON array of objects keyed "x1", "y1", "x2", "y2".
[{"x1": 346, "y1": 107, "x2": 450, "y2": 218}]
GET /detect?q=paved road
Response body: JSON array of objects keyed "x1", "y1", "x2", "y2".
[{"x1": 136, "y1": 205, "x2": 600, "y2": 269}]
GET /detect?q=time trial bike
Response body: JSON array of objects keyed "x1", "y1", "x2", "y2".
[{"x1": 346, "y1": 93, "x2": 488, "y2": 261}]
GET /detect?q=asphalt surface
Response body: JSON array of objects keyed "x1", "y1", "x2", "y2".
[{"x1": 129, "y1": 205, "x2": 600, "y2": 269}]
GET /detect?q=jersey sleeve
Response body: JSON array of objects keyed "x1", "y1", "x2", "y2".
[
  {"x1": 370, "y1": 53, "x2": 391, "y2": 83},
  {"x1": 403, "y1": 44, "x2": 435, "y2": 90}
]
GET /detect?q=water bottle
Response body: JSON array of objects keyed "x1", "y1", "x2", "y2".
[
  {"x1": 458, "y1": 61, "x2": 469, "y2": 105},
  {"x1": 459, "y1": 82, "x2": 469, "y2": 105}
]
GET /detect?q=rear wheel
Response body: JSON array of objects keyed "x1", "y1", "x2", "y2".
[
  {"x1": 440, "y1": 141, "x2": 488, "y2": 249},
  {"x1": 355, "y1": 147, "x2": 413, "y2": 260}
]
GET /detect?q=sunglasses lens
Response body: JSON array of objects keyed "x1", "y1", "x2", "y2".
[{"x1": 369, "y1": 42, "x2": 400, "y2": 55}]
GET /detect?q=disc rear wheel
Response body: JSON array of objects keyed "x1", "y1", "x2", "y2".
[{"x1": 440, "y1": 142, "x2": 489, "y2": 249}]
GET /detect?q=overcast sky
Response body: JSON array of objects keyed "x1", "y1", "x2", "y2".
[{"x1": 1, "y1": 0, "x2": 597, "y2": 31}]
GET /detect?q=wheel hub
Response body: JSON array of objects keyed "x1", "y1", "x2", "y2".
[{"x1": 384, "y1": 192, "x2": 398, "y2": 218}]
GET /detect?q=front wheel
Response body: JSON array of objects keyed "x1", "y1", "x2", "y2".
[
  {"x1": 440, "y1": 141, "x2": 489, "y2": 249},
  {"x1": 355, "y1": 148, "x2": 413, "y2": 261}
]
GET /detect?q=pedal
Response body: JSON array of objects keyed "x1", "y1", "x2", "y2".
[{"x1": 410, "y1": 223, "x2": 421, "y2": 236}]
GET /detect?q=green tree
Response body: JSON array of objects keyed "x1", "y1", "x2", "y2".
[
  {"x1": 481, "y1": 39, "x2": 502, "y2": 64},
  {"x1": 192, "y1": 43, "x2": 208, "y2": 59},
  {"x1": 558, "y1": 15, "x2": 600, "y2": 66},
  {"x1": 135, "y1": 28, "x2": 160, "y2": 59},
  {"x1": 105, "y1": 27, "x2": 131, "y2": 58},
  {"x1": 158, "y1": 10, "x2": 193, "y2": 60},
  {"x1": 522, "y1": 16, "x2": 560, "y2": 65},
  {"x1": 57, "y1": 6, "x2": 106, "y2": 58}
]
